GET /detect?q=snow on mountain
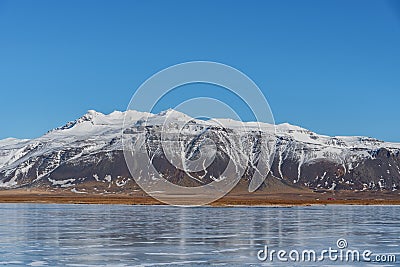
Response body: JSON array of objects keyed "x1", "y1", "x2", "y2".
[{"x1": 0, "y1": 109, "x2": 399, "y2": 192}]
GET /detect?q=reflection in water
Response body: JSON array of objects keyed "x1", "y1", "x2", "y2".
[{"x1": 0, "y1": 204, "x2": 399, "y2": 266}]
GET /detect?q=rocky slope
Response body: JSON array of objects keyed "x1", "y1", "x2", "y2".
[{"x1": 0, "y1": 110, "x2": 399, "y2": 194}]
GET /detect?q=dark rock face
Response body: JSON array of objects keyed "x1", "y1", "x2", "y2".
[
  {"x1": 270, "y1": 148, "x2": 400, "y2": 191},
  {"x1": 1, "y1": 110, "x2": 400, "y2": 193}
]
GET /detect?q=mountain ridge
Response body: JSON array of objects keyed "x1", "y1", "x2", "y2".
[{"x1": 0, "y1": 109, "x2": 399, "y2": 194}]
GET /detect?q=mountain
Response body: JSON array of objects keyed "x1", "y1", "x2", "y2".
[{"x1": 1, "y1": 109, "x2": 400, "y2": 195}]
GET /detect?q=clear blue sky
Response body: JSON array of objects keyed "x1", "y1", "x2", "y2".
[{"x1": 1, "y1": 0, "x2": 400, "y2": 141}]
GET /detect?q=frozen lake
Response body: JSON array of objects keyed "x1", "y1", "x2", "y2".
[{"x1": 0, "y1": 204, "x2": 398, "y2": 266}]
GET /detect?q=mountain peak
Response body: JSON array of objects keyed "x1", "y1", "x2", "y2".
[
  {"x1": 86, "y1": 109, "x2": 102, "y2": 116},
  {"x1": 51, "y1": 110, "x2": 103, "y2": 132},
  {"x1": 80, "y1": 109, "x2": 103, "y2": 122},
  {"x1": 157, "y1": 109, "x2": 191, "y2": 119}
]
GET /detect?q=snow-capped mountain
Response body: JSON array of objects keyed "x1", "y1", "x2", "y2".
[{"x1": 0, "y1": 109, "x2": 399, "y2": 193}]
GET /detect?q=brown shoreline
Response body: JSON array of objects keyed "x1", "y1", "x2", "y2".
[{"x1": 1, "y1": 189, "x2": 400, "y2": 206}]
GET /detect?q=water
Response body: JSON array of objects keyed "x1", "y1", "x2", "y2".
[{"x1": 0, "y1": 204, "x2": 398, "y2": 266}]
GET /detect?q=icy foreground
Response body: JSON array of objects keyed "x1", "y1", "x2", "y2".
[{"x1": 0, "y1": 109, "x2": 400, "y2": 193}]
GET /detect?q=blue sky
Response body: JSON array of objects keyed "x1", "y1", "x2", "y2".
[{"x1": 0, "y1": 0, "x2": 399, "y2": 141}]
